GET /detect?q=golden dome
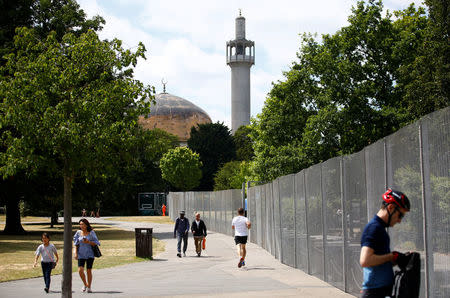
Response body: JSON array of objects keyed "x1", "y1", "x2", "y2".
[{"x1": 139, "y1": 93, "x2": 212, "y2": 142}]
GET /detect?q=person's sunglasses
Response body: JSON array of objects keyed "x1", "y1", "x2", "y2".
[{"x1": 396, "y1": 208, "x2": 405, "y2": 219}]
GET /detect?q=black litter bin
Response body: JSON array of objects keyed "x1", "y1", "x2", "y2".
[{"x1": 135, "y1": 228, "x2": 152, "y2": 258}]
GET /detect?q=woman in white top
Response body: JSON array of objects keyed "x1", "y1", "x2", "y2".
[{"x1": 34, "y1": 232, "x2": 59, "y2": 293}]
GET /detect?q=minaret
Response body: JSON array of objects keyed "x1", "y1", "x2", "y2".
[{"x1": 226, "y1": 10, "x2": 255, "y2": 134}]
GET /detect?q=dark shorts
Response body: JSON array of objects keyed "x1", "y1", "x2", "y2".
[
  {"x1": 361, "y1": 285, "x2": 392, "y2": 298},
  {"x1": 78, "y1": 258, "x2": 94, "y2": 269},
  {"x1": 234, "y1": 236, "x2": 248, "y2": 245}
]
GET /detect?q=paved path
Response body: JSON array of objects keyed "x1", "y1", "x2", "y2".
[{"x1": 0, "y1": 217, "x2": 355, "y2": 297}]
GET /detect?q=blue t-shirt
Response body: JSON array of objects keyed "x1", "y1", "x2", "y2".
[
  {"x1": 360, "y1": 215, "x2": 393, "y2": 289},
  {"x1": 73, "y1": 230, "x2": 100, "y2": 259}
]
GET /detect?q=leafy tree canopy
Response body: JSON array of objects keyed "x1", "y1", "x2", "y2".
[
  {"x1": 159, "y1": 146, "x2": 202, "y2": 191},
  {"x1": 0, "y1": 0, "x2": 105, "y2": 64},
  {"x1": 213, "y1": 160, "x2": 252, "y2": 191},
  {"x1": 187, "y1": 122, "x2": 236, "y2": 190},
  {"x1": 233, "y1": 125, "x2": 255, "y2": 161},
  {"x1": 1, "y1": 28, "x2": 151, "y2": 179},
  {"x1": 251, "y1": 0, "x2": 447, "y2": 182},
  {"x1": 0, "y1": 27, "x2": 152, "y2": 295}
]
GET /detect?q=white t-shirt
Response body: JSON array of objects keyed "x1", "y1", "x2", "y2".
[
  {"x1": 231, "y1": 215, "x2": 249, "y2": 236},
  {"x1": 35, "y1": 243, "x2": 57, "y2": 263}
]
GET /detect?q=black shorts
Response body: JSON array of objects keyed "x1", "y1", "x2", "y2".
[
  {"x1": 78, "y1": 258, "x2": 94, "y2": 269},
  {"x1": 361, "y1": 285, "x2": 392, "y2": 298},
  {"x1": 234, "y1": 236, "x2": 248, "y2": 245}
]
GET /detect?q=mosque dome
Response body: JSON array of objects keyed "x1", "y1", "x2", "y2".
[{"x1": 139, "y1": 92, "x2": 212, "y2": 143}]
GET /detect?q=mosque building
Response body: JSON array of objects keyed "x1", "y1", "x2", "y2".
[
  {"x1": 138, "y1": 84, "x2": 212, "y2": 146},
  {"x1": 139, "y1": 11, "x2": 253, "y2": 141}
]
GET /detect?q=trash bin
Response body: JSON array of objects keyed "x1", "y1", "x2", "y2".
[{"x1": 135, "y1": 228, "x2": 152, "y2": 258}]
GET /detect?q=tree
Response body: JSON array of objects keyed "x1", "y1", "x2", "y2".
[
  {"x1": 159, "y1": 147, "x2": 202, "y2": 191},
  {"x1": 214, "y1": 160, "x2": 252, "y2": 191},
  {"x1": 0, "y1": 0, "x2": 104, "y2": 64},
  {"x1": 187, "y1": 122, "x2": 236, "y2": 190},
  {"x1": 0, "y1": 0, "x2": 105, "y2": 234},
  {"x1": 233, "y1": 125, "x2": 254, "y2": 161},
  {"x1": 251, "y1": 0, "x2": 444, "y2": 182},
  {"x1": 89, "y1": 128, "x2": 179, "y2": 215},
  {"x1": 399, "y1": 0, "x2": 449, "y2": 118},
  {"x1": 0, "y1": 28, "x2": 151, "y2": 297}
]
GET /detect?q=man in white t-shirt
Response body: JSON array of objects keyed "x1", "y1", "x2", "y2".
[{"x1": 231, "y1": 207, "x2": 251, "y2": 268}]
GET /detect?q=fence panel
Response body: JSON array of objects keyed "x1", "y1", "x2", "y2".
[
  {"x1": 273, "y1": 178, "x2": 282, "y2": 260},
  {"x1": 210, "y1": 192, "x2": 216, "y2": 232},
  {"x1": 343, "y1": 150, "x2": 367, "y2": 296},
  {"x1": 225, "y1": 189, "x2": 234, "y2": 236},
  {"x1": 365, "y1": 139, "x2": 386, "y2": 218},
  {"x1": 386, "y1": 122, "x2": 426, "y2": 298},
  {"x1": 231, "y1": 189, "x2": 242, "y2": 235},
  {"x1": 219, "y1": 191, "x2": 225, "y2": 234},
  {"x1": 322, "y1": 157, "x2": 344, "y2": 289},
  {"x1": 165, "y1": 108, "x2": 449, "y2": 298},
  {"x1": 279, "y1": 174, "x2": 295, "y2": 267},
  {"x1": 259, "y1": 184, "x2": 267, "y2": 249},
  {"x1": 255, "y1": 185, "x2": 263, "y2": 246},
  {"x1": 203, "y1": 192, "x2": 210, "y2": 228},
  {"x1": 422, "y1": 108, "x2": 450, "y2": 298},
  {"x1": 294, "y1": 171, "x2": 308, "y2": 271},
  {"x1": 265, "y1": 183, "x2": 274, "y2": 255},
  {"x1": 222, "y1": 190, "x2": 227, "y2": 235},
  {"x1": 248, "y1": 186, "x2": 257, "y2": 243},
  {"x1": 305, "y1": 164, "x2": 324, "y2": 279}
]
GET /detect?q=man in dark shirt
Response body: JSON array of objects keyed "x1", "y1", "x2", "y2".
[
  {"x1": 191, "y1": 212, "x2": 207, "y2": 257},
  {"x1": 360, "y1": 189, "x2": 411, "y2": 297},
  {"x1": 174, "y1": 210, "x2": 190, "y2": 257}
]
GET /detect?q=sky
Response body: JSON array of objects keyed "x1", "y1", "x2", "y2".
[{"x1": 78, "y1": 0, "x2": 416, "y2": 129}]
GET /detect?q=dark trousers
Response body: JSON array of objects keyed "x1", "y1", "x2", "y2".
[
  {"x1": 41, "y1": 262, "x2": 53, "y2": 289},
  {"x1": 361, "y1": 285, "x2": 392, "y2": 298},
  {"x1": 177, "y1": 233, "x2": 188, "y2": 253}
]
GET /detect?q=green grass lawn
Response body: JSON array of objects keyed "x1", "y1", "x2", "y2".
[
  {"x1": 0, "y1": 220, "x2": 164, "y2": 282},
  {"x1": 105, "y1": 216, "x2": 174, "y2": 225},
  {"x1": 0, "y1": 215, "x2": 52, "y2": 223}
]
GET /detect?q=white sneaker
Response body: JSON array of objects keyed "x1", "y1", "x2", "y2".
[
  {"x1": 81, "y1": 286, "x2": 86, "y2": 292},
  {"x1": 87, "y1": 287, "x2": 92, "y2": 293},
  {"x1": 183, "y1": 252, "x2": 186, "y2": 257}
]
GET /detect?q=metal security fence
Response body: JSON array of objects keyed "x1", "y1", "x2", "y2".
[
  {"x1": 167, "y1": 107, "x2": 449, "y2": 298},
  {"x1": 168, "y1": 189, "x2": 241, "y2": 237}
]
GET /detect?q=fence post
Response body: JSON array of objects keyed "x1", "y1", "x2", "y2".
[
  {"x1": 278, "y1": 178, "x2": 283, "y2": 262},
  {"x1": 340, "y1": 157, "x2": 348, "y2": 293},
  {"x1": 293, "y1": 174, "x2": 297, "y2": 269},
  {"x1": 419, "y1": 121, "x2": 433, "y2": 298},
  {"x1": 320, "y1": 164, "x2": 327, "y2": 282},
  {"x1": 304, "y1": 171, "x2": 310, "y2": 275}
]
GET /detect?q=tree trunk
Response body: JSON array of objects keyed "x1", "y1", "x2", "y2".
[
  {"x1": 50, "y1": 207, "x2": 58, "y2": 228},
  {"x1": 3, "y1": 197, "x2": 25, "y2": 234},
  {"x1": 61, "y1": 167, "x2": 74, "y2": 298}
]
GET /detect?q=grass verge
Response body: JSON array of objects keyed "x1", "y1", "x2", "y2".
[
  {"x1": 0, "y1": 221, "x2": 164, "y2": 282},
  {"x1": 0, "y1": 215, "x2": 53, "y2": 223},
  {"x1": 105, "y1": 216, "x2": 174, "y2": 225}
]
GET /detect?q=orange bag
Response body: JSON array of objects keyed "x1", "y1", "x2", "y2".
[{"x1": 202, "y1": 237, "x2": 206, "y2": 250}]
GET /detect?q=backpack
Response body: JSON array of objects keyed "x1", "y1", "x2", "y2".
[{"x1": 392, "y1": 252, "x2": 421, "y2": 298}]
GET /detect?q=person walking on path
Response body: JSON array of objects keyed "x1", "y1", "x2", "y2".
[
  {"x1": 231, "y1": 207, "x2": 251, "y2": 268},
  {"x1": 174, "y1": 210, "x2": 190, "y2": 257},
  {"x1": 359, "y1": 188, "x2": 411, "y2": 298},
  {"x1": 34, "y1": 232, "x2": 59, "y2": 293},
  {"x1": 162, "y1": 204, "x2": 166, "y2": 216},
  {"x1": 191, "y1": 212, "x2": 207, "y2": 257},
  {"x1": 74, "y1": 218, "x2": 101, "y2": 293}
]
